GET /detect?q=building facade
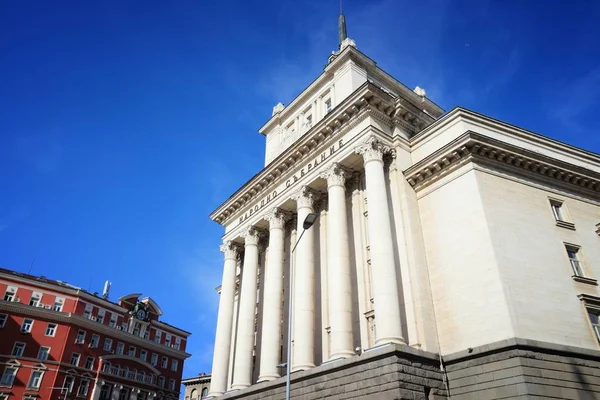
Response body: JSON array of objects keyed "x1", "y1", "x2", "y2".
[
  {"x1": 207, "y1": 20, "x2": 600, "y2": 400},
  {"x1": 182, "y1": 374, "x2": 210, "y2": 400},
  {"x1": 0, "y1": 268, "x2": 191, "y2": 400}
]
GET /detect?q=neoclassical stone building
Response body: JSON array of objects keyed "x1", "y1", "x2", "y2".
[{"x1": 207, "y1": 17, "x2": 600, "y2": 400}]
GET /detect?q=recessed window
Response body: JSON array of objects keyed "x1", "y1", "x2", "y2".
[
  {"x1": 97, "y1": 310, "x2": 105, "y2": 324},
  {"x1": 21, "y1": 318, "x2": 34, "y2": 333},
  {"x1": 70, "y1": 353, "x2": 81, "y2": 366},
  {"x1": 53, "y1": 297, "x2": 64, "y2": 312},
  {"x1": 549, "y1": 198, "x2": 575, "y2": 229},
  {"x1": 151, "y1": 353, "x2": 158, "y2": 366},
  {"x1": 566, "y1": 245, "x2": 584, "y2": 277},
  {"x1": 161, "y1": 356, "x2": 168, "y2": 368},
  {"x1": 29, "y1": 292, "x2": 42, "y2": 307},
  {"x1": 109, "y1": 314, "x2": 117, "y2": 328},
  {"x1": 27, "y1": 370, "x2": 43, "y2": 389},
  {"x1": 45, "y1": 323, "x2": 57, "y2": 336},
  {"x1": 140, "y1": 349, "x2": 147, "y2": 361},
  {"x1": 83, "y1": 304, "x2": 92, "y2": 319},
  {"x1": 37, "y1": 346, "x2": 50, "y2": 361},
  {"x1": 90, "y1": 334, "x2": 100, "y2": 348},
  {"x1": 3, "y1": 286, "x2": 16, "y2": 302},
  {"x1": 11, "y1": 342, "x2": 25, "y2": 357},
  {"x1": 0, "y1": 314, "x2": 7, "y2": 328},
  {"x1": 201, "y1": 388, "x2": 209, "y2": 398},
  {"x1": 85, "y1": 356, "x2": 94, "y2": 369},
  {"x1": 103, "y1": 338, "x2": 113, "y2": 351},
  {"x1": 0, "y1": 366, "x2": 17, "y2": 386},
  {"x1": 158, "y1": 376, "x2": 165, "y2": 388},
  {"x1": 168, "y1": 379, "x2": 175, "y2": 391},
  {"x1": 116, "y1": 342, "x2": 124, "y2": 355},
  {"x1": 325, "y1": 98, "x2": 332, "y2": 113},
  {"x1": 63, "y1": 376, "x2": 74, "y2": 394},
  {"x1": 78, "y1": 379, "x2": 90, "y2": 396},
  {"x1": 155, "y1": 330, "x2": 162, "y2": 343},
  {"x1": 171, "y1": 359, "x2": 178, "y2": 371},
  {"x1": 127, "y1": 346, "x2": 136, "y2": 357},
  {"x1": 75, "y1": 330, "x2": 86, "y2": 344}
]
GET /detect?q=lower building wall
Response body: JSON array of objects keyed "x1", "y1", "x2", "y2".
[
  {"x1": 217, "y1": 344, "x2": 446, "y2": 400},
  {"x1": 444, "y1": 338, "x2": 600, "y2": 399}
]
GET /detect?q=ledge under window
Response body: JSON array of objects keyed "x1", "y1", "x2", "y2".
[
  {"x1": 573, "y1": 275, "x2": 598, "y2": 285},
  {"x1": 556, "y1": 220, "x2": 576, "y2": 230},
  {"x1": 595, "y1": 222, "x2": 600, "y2": 236}
]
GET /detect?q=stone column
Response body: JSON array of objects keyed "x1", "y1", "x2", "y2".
[
  {"x1": 231, "y1": 227, "x2": 262, "y2": 390},
  {"x1": 258, "y1": 208, "x2": 289, "y2": 381},
  {"x1": 323, "y1": 163, "x2": 354, "y2": 359},
  {"x1": 291, "y1": 186, "x2": 319, "y2": 371},
  {"x1": 208, "y1": 241, "x2": 240, "y2": 396},
  {"x1": 356, "y1": 136, "x2": 405, "y2": 345}
]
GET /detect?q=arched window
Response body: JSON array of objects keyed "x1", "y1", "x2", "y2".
[
  {"x1": 102, "y1": 362, "x2": 111, "y2": 373},
  {"x1": 201, "y1": 388, "x2": 208, "y2": 398},
  {"x1": 190, "y1": 389, "x2": 197, "y2": 400}
]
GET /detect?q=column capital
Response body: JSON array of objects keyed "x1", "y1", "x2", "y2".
[
  {"x1": 220, "y1": 241, "x2": 241, "y2": 260},
  {"x1": 266, "y1": 208, "x2": 291, "y2": 230},
  {"x1": 356, "y1": 136, "x2": 393, "y2": 164},
  {"x1": 321, "y1": 162, "x2": 351, "y2": 189},
  {"x1": 292, "y1": 186, "x2": 320, "y2": 210},
  {"x1": 243, "y1": 226, "x2": 265, "y2": 246}
]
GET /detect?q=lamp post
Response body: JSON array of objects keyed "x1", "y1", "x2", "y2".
[{"x1": 284, "y1": 212, "x2": 318, "y2": 400}]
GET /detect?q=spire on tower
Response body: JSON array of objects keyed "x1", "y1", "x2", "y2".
[{"x1": 338, "y1": 0, "x2": 347, "y2": 47}]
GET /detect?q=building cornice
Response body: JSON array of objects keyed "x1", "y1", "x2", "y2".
[
  {"x1": 405, "y1": 131, "x2": 600, "y2": 198},
  {"x1": 151, "y1": 320, "x2": 191, "y2": 337},
  {"x1": 211, "y1": 82, "x2": 432, "y2": 226},
  {"x1": 99, "y1": 355, "x2": 160, "y2": 375},
  {"x1": 0, "y1": 301, "x2": 191, "y2": 359},
  {"x1": 181, "y1": 375, "x2": 211, "y2": 386}
]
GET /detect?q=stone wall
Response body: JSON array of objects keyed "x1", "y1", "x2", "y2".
[
  {"x1": 217, "y1": 344, "x2": 446, "y2": 400},
  {"x1": 444, "y1": 338, "x2": 600, "y2": 399}
]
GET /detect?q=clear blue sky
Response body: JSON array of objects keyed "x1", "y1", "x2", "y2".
[{"x1": 1, "y1": 0, "x2": 599, "y2": 384}]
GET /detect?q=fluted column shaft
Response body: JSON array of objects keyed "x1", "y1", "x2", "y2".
[
  {"x1": 209, "y1": 242, "x2": 240, "y2": 396},
  {"x1": 292, "y1": 187, "x2": 318, "y2": 371},
  {"x1": 258, "y1": 209, "x2": 288, "y2": 381},
  {"x1": 324, "y1": 163, "x2": 354, "y2": 359},
  {"x1": 231, "y1": 228, "x2": 262, "y2": 390},
  {"x1": 358, "y1": 137, "x2": 405, "y2": 345}
]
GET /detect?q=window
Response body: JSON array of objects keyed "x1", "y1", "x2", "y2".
[
  {"x1": 161, "y1": 356, "x2": 168, "y2": 368},
  {"x1": 101, "y1": 361, "x2": 110, "y2": 373},
  {"x1": 78, "y1": 379, "x2": 90, "y2": 396},
  {"x1": 168, "y1": 379, "x2": 175, "y2": 391},
  {"x1": 45, "y1": 323, "x2": 57, "y2": 336},
  {"x1": 121, "y1": 322, "x2": 127, "y2": 331},
  {"x1": 127, "y1": 346, "x2": 136, "y2": 357},
  {"x1": 97, "y1": 310, "x2": 105, "y2": 324},
  {"x1": 104, "y1": 338, "x2": 113, "y2": 351},
  {"x1": 155, "y1": 330, "x2": 162, "y2": 343},
  {"x1": 165, "y1": 333, "x2": 171, "y2": 347},
  {"x1": 3, "y1": 286, "x2": 16, "y2": 302},
  {"x1": 38, "y1": 346, "x2": 50, "y2": 361},
  {"x1": 133, "y1": 322, "x2": 141, "y2": 336},
  {"x1": 70, "y1": 353, "x2": 81, "y2": 366},
  {"x1": 0, "y1": 366, "x2": 17, "y2": 386},
  {"x1": 566, "y1": 245, "x2": 585, "y2": 277},
  {"x1": 21, "y1": 318, "x2": 34, "y2": 333},
  {"x1": 75, "y1": 330, "x2": 86, "y2": 344},
  {"x1": 158, "y1": 376, "x2": 165, "y2": 388},
  {"x1": 63, "y1": 376, "x2": 74, "y2": 394},
  {"x1": 0, "y1": 314, "x2": 7, "y2": 328},
  {"x1": 305, "y1": 113, "x2": 313, "y2": 128},
  {"x1": 109, "y1": 314, "x2": 117, "y2": 328},
  {"x1": 201, "y1": 388, "x2": 208, "y2": 398},
  {"x1": 90, "y1": 334, "x2": 100, "y2": 348},
  {"x1": 53, "y1": 297, "x2": 64, "y2": 312},
  {"x1": 325, "y1": 98, "x2": 332, "y2": 113},
  {"x1": 29, "y1": 292, "x2": 42, "y2": 307},
  {"x1": 111, "y1": 364, "x2": 119, "y2": 375},
  {"x1": 140, "y1": 349, "x2": 147, "y2": 361},
  {"x1": 118, "y1": 388, "x2": 130, "y2": 400},
  {"x1": 143, "y1": 328, "x2": 150, "y2": 339},
  {"x1": 116, "y1": 342, "x2": 124, "y2": 355},
  {"x1": 27, "y1": 370, "x2": 43, "y2": 389},
  {"x1": 83, "y1": 304, "x2": 92, "y2": 319},
  {"x1": 174, "y1": 337, "x2": 181, "y2": 350},
  {"x1": 171, "y1": 359, "x2": 178, "y2": 372},
  {"x1": 11, "y1": 342, "x2": 25, "y2": 357},
  {"x1": 85, "y1": 357, "x2": 94, "y2": 369},
  {"x1": 151, "y1": 353, "x2": 158, "y2": 366},
  {"x1": 99, "y1": 385, "x2": 111, "y2": 400},
  {"x1": 550, "y1": 199, "x2": 575, "y2": 229}
]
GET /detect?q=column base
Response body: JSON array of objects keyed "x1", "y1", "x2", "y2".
[
  {"x1": 230, "y1": 383, "x2": 250, "y2": 391},
  {"x1": 328, "y1": 350, "x2": 355, "y2": 361},
  {"x1": 375, "y1": 336, "x2": 406, "y2": 346},
  {"x1": 206, "y1": 392, "x2": 223, "y2": 398},
  {"x1": 257, "y1": 374, "x2": 280, "y2": 382},
  {"x1": 291, "y1": 363, "x2": 316, "y2": 372}
]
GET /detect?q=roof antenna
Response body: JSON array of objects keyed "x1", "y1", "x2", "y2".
[
  {"x1": 28, "y1": 258, "x2": 35, "y2": 275},
  {"x1": 338, "y1": 0, "x2": 347, "y2": 47}
]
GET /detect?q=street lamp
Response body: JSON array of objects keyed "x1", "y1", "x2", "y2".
[{"x1": 284, "y1": 212, "x2": 318, "y2": 400}]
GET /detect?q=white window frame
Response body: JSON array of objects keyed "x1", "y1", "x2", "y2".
[
  {"x1": 90, "y1": 334, "x2": 100, "y2": 348},
  {"x1": 21, "y1": 318, "x2": 34, "y2": 333},
  {"x1": 116, "y1": 342, "x2": 124, "y2": 355},
  {"x1": 78, "y1": 379, "x2": 90, "y2": 397},
  {"x1": 11, "y1": 342, "x2": 26, "y2": 357},
  {"x1": 3, "y1": 286, "x2": 16, "y2": 302},
  {"x1": 103, "y1": 338, "x2": 113, "y2": 351},
  {"x1": 27, "y1": 369, "x2": 44, "y2": 389},
  {"x1": 151, "y1": 353, "x2": 158, "y2": 366},
  {"x1": 85, "y1": 356, "x2": 94, "y2": 369},
  {"x1": 0, "y1": 314, "x2": 7, "y2": 328},
  {"x1": 45, "y1": 323, "x2": 57, "y2": 336},
  {"x1": 37, "y1": 346, "x2": 50, "y2": 361},
  {"x1": 154, "y1": 330, "x2": 162, "y2": 344},
  {"x1": 161, "y1": 356, "x2": 168, "y2": 368},
  {"x1": 75, "y1": 330, "x2": 86, "y2": 344},
  {"x1": 158, "y1": 376, "x2": 165, "y2": 388},
  {"x1": 127, "y1": 346, "x2": 136, "y2": 357},
  {"x1": 63, "y1": 375, "x2": 75, "y2": 394},
  {"x1": 566, "y1": 243, "x2": 586, "y2": 278},
  {"x1": 0, "y1": 366, "x2": 18, "y2": 386},
  {"x1": 140, "y1": 349, "x2": 147, "y2": 361},
  {"x1": 171, "y1": 359, "x2": 178, "y2": 372},
  {"x1": 109, "y1": 313, "x2": 117, "y2": 328},
  {"x1": 53, "y1": 297, "x2": 64, "y2": 312},
  {"x1": 168, "y1": 379, "x2": 175, "y2": 391},
  {"x1": 29, "y1": 292, "x2": 42, "y2": 307},
  {"x1": 71, "y1": 353, "x2": 81, "y2": 367}
]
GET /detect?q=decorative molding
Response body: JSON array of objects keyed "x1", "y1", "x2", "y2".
[
  {"x1": 292, "y1": 186, "x2": 321, "y2": 210},
  {"x1": 572, "y1": 276, "x2": 598, "y2": 286},
  {"x1": 595, "y1": 222, "x2": 600, "y2": 236},
  {"x1": 243, "y1": 226, "x2": 265, "y2": 247},
  {"x1": 355, "y1": 136, "x2": 394, "y2": 164},
  {"x1": 321, "y1": 162, "x2": 351, "y2": 189},
  {"x1": 265, "y1": 208, "x2": 290, "y2": 230},
  {"x1": 405, "y1": 132, "x2": 600, "y2": 197}
]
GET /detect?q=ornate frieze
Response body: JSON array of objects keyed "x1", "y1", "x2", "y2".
[{"x1": 405, "y1": 133, "x2": 600, "y2": 196}]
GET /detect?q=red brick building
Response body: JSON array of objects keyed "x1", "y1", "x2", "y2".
[{"x1": 0, "y1": 268, "x2": 191, "y2": 400}]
